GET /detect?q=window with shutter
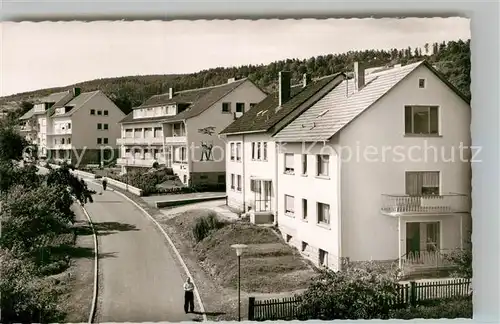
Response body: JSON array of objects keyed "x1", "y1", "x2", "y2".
[
  {"x1": 285, "y1": 195, "x2": 294, "y2": 215},
  {"x1": 284, "y1": 153, "x2": 295, "y2": 174}
]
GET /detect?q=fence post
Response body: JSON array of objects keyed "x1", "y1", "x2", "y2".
[
  {"x1": 409, "y1": 281, "x2": 417, "y2": 307},
  {"x1": 248, "y1": 297, "x2": 255, "y2": 321}
]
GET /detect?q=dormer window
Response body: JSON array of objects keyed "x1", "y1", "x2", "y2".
[{"x1": 418, "y1": 78, "x2": 426, "y2": 88}]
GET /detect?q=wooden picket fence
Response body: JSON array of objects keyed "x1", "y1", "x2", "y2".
[{"x1": 248, "y1": 278, "x2": 471, "y2": 321}]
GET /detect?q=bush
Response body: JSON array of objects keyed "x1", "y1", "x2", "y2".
[
  {"x1": 192, "y1": 213, "x2": 227, "y2": 242},
  {"x1": 389, "y1": 296, "x2": 472, "y2": 319},
  {"x1": 295, "y1": 261, "x2": 400, "y2": 320}
]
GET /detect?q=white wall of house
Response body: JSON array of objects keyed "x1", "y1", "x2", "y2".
[
  {"x1": 276, "y1": 141, "x2": 342, "y2": 270},
  {"x1": 36, "y1": 115, "x2": 48, "y2": 155},
  {"x1": 49, "y1": 117, "x2": 72, "y2": 148},
  {"x1": 225, "y1": 132, "x2": 277, "y2": 213},
  {"x1": 72, "y1": 91, "x2": 125, "y2": 152},
  {"x1": 337, "y1": 64, "x2": 471, "y2": 262},
  {"x1": 187, "y1": 80, "x2": 267, "y2": 174}
]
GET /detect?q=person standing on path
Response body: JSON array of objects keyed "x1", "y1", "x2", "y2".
[
  {"x1": 183, "y1": 277, "x2": 195, "y2": 313},
  {"x1": 102, "y1": 177, "x2": 108, "y2": 191}
]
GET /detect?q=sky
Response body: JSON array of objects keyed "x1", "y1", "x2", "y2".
[{"x1": 0, "y1": 18, "x2": 470, "y2": 97}]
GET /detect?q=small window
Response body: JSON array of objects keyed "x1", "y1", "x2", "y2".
[
  {"x1": 103, "y1": 110, "x2": 109, "y2": 116},
  {"x1": 103, "y1": 138, "x2": 108, "y2": 144},
  {"x1": 67, "y1": 138, "x2": 71, "y2": 144},
  {"x1": 236, "y1": 103, "x2": 245, "y2": 113},
  {"x1": 231, "y1": 174, "x2": 235, "y2": 190},
  {"x1": 302, "y1": 154, "x2": 308, "y2": 175},
  {"x1": 301, "y1": 242, "x2": 308, "y2": 252},
  {"x1": 104, "y1": 124, "x2": 109, "y2": 130},
  {"x1": 61, "y1": 138, "x2": 65, "y2": 144},
  {"x1": 97, "y1": 123, "x2": 102, "y2": 130},
  {"x1": 230, "y1": 143, "x2": 235, "y2": 161},
  {"x1": 317, "y1": 202, "x2": 330, "y2": 225},
  {"x1": 319, "y1": 249, "x2": 328, "y2": 267},
  {"x1": 251, "y1": 142, "x2": 256, "y2": 160},
  {"x1": 257, "y1": 143, "x2": 261, "y2": 160},
  {"x1": 90, "y1": 109, "x2": 95, "y2": 115},
  {"x1": 222, "y1": 102, "x2": 231, "y2": 113},
  {"x1": 317, "y1": 155, "x2": 329, "y2": 177},
  {"x1": 97, "y1": 138, "x2": 102, "y2": 144},
  {"x1": 67, "y1": 123, "x2": 71, "y2": 129},
  {"x1": 97, "y1": 110, "x2": 102, "y2": 115},
  {"x1": 284, "y1": 153, "x2": 294, "y2": 174},
  {"x1": 302, "y1": 199, "x2": 308, "y2": 220},
  {"x1": 263, "y1": 142, "x2": 267, "y2": 161},
  {"x1": 237, "y1": 175, "x2": 242, "y2": 191},
  {"x1": 419, "y1": 78, "x2": 426, "y2": 88},
  {"x1": 285, "y1": 195, "x2": 294, "y2": 215},
  {"x1": 236, "y1": 143, "x2": 242, "y2": 161}
]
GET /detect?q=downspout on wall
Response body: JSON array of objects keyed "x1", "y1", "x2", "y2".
[
  {"x1": 242, "y1": 134, "x2": 246, "y2": 214},
  {"x1": 274, "y1": 140, "x2": 279, "y2": 226},
  {"x1": 328, "y1": 141, "x2": 343, "y2": 271}
]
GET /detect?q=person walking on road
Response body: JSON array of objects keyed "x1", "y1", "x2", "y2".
[
  {"x1": 183, "y1": 277, "x2": 195, "y2": 313},
  {"x1": 102, "y1": 177, "x2": 108, "y2": 191}
]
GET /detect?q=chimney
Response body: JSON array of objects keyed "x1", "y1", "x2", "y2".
[
  {"x1": 353, "y1": 62, "x2": 365, "y2": 91},
  {"x1": 302, "y1": 73, "x2": 311, "y2": 88},
  {"x1": 72, "y1": 87, "x2": 81, "y2": 97},
  {"x1": 278, "y1": 71, "x2": 291, "y2": 106},
  {"x1": 169, "y1": 87, "x2": 174, "y2": 99}
]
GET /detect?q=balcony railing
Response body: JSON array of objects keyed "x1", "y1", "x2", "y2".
[
  {"x1": 117, "y1": 137, "x2": 164, "y2": 145},
  {"x1": 164, "y1": 135, "x2": 187, "y2": 145},
  {"x1": 251, "y1": 199, "x2": 272, "y2": 213},
  {"x1": 20, "y1": 125, "x2": 37, "y2": 132},
  {"x1": 381, "y1": 193, "x2": 469, "y2": 216},
  {"x1": 399, "y1": 249, "x2": 456, "y2": 275},
  {"x1": 51, "y1": 144, "x2": 72, "y2": 150},
  {"x1": 117, "y1": 157, "x2": 167, "y2": 167}
]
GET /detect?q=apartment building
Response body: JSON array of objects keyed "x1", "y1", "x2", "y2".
[
  {"x1": 219, "y1": 72, "x2": 346, "y2": 219},
  {"x1": 117, "y1": 78, "x2": 267, "y2": 186},
  {"x1": 19, "y1": 88, "x2": 125, "y2": 165},
  {"x1": 272, "y1": 61, "x2": 471, "y2": 273}
]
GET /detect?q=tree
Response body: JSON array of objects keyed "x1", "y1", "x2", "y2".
[
  {"x1": 295, "y1": 261, "x2": 400, "y2": 320},
  {"x1": 445, "y1": 236, "x2": 472, "y2": 279},
  {"x1": 424, "y1": 43, "x2": 429, "y2": 55},
  {"x1": 45, "y1": 164, "x2": 96, "y2": 205},
  {"x1": 0, "y1": 126, "x2": 28, "y2": 162}
]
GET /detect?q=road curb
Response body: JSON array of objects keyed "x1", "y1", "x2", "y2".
[
  {"x1": 103, "y1": 187, "x2": 208, "y2": 322},
  {"x1": 77, "y1": 201, "x2": 99, "y2": 324}
]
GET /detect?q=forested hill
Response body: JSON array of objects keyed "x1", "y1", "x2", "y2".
[{"x1": 0, "y1": 39, "x2": 470, "y2": 116}]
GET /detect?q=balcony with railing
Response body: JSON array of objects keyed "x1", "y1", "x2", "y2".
[
  {"x1": 47, "y1": 129, "x2": 72, "y2": 136},
  {"x1": 52, "y1": 143, "x2": 73, "y2": 150},
  {"x1": 381, "y1": 193, "x2": 470, "y2": 216},
  {"x1": 116, "y1": 137, "x2": 164, "y2": 145},
  {"x1": 398, "y1": 249, "x2": 457, "y2": 276},
  {"x1": 117, "y1": 156, "x2": 167, "y2": 167},
  {"x1": 20, "y1": 125, "x2": 38, "y2": 132}
]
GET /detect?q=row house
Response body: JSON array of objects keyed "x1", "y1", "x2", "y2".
[
  {"x1": 19, "y1": 88, "x2": 125, "y2": 165},
  {"x1": 222, "y1": 61, "x2": 472, "y2": 276},
  {"x1": 117, "y1": 78, "x2": 266, "y2": 186},
  {"x1": 219, "y1": 71, "x2": 345, "y2": 218}
]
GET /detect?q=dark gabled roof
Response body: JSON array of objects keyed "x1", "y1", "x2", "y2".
[
  {"x1": 220, "y1": 73, "x2": 345, "y2": 135},
  {"x1": 48, "y1": 91, "x2": 99, "y2": 117},
  {"x1": 120, "y1": 78, "x2": 254, "y2": 124}
]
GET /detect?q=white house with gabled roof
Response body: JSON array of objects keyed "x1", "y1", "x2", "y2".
[{"x1": 272, "y1": 61, "x2": 471, "y2": 275}]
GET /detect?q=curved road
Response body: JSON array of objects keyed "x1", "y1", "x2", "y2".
[{"x1": 81, "y1": 181, "x2": 194, "y2": 322}]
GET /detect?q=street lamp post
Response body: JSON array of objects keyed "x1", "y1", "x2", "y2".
[{"x1": 231, "y1": 244, "x2": 248, "y2": 322}]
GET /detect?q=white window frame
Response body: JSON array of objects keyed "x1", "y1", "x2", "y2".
[
  {"x1": 230, "y1": 143, "x2": 235, "y2": 161},
  {"x1": 302, "y1": 198, "x2": 308, "y2": 220},
  {"x1": 316, "y1": 154, "x2": 329, "y2": 177},
  {"x1": 284, "y1": 153, "x2": 295, "y2": 174},
  {"x1": 317, "y1": 202, "x2": 330, "y2": 225},
  {"x1": 230, "y1": 174, "x2": 235, "y2": 190},
  {"x1": 257, "y1": 142, "x2": 261, "y2": 160},
  {"x1": 319, "y1": 249, "x2": 328, "y2": 267},
  {"x1": 284, "y1": 194, "x2": 295, "y2": 216},
  {"x1": 236, "y1": 142, "x2": 242, "y2": 161},
  {"x1": 251, "y1": 142, "x2": 256, "y2": 160},
  {"x1": 263, "y1": 142, "x2": 267, "y2": 161},
  {"x1": 405, "y1": 105, "x2": 439, "y2": 135},
  {"x1": 302, "y1": 154, "x2": 308, "y2": 175},
  {"x1": 237, "y1": 175, "x2": 242, "y2": 192}
]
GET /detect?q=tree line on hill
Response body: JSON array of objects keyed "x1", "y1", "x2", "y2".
[{"x1": 1, "y1": 39, "x2": 470, "y2": 119}]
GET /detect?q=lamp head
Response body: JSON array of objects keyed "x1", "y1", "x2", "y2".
[{"x1": 231, "y1": 244, "x2": 248, "y2": 257}]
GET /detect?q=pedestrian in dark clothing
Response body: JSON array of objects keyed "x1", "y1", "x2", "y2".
[
  {"x1": 183, "y1": 277, "x2": 195, "y2": 313},
  {"x1": 102, "y1": 177, "x2": 107, "y2": 191}
]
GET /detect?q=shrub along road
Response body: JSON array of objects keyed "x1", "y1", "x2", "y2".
[{"x1": 75, "y1": 181, "x2": 196, "y2": 322}]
